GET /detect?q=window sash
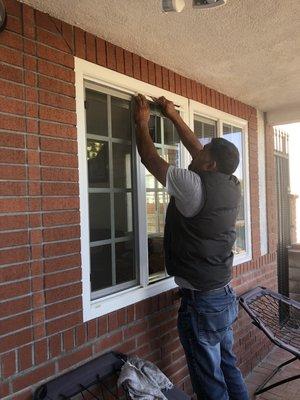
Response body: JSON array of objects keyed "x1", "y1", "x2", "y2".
[
  {"x1": 221, "y1": 122, "x2": 247, "y2": 256},
  {"x1": 85, "y1": 82, "x2": 139, "y2": 299},
  {"x1": 191, "y1": 102, "x2": 251, "y2": 266},
  {"x1": 84, "y1": 82, "x2": 185, "y2": 299}
]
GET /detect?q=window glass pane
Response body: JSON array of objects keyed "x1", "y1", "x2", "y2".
[
  {"x1": 223, "y1": 123, "x2": 231, "y2": 135},
  {"x1": 148, "y1": 236, "x2": 165, "y2": 280},
  {"x1": 89, "y1": 193, "x2": 111, "y2": 242},
  {"x1": 236, "y1": 221, "x2": 246, "y2": 254},
  {"x1": 87, "y1": 139, "x2": 109, "y2": 188},
  {"x1": 157, "y1": 192, "x2": 165, "y2": 234},
  {"x1": 194, "y1": 115, "x2": 217, "y2": 145},
  {"x1": 145, "y1": 170, "x2": 155, "y2": 189},
  {"x1": 111, "y1": 97, "x2": 131, "y2": 140},
  {"x1": 164, "y1": 118, "x2": 179, "y2": 145},
  {"x1": 113, "y1": 144, "x2": 132, "y2": 188},
  {"x1": 90, "y1": 245, "x2": 112, "y2": 291},
  {"x1": 147, "y1": 190, "x2": 168, "y2": 281},
  {"x1": 116, "y1": 240, "x2": 135, "y2": 284},
  {"x1": 145, "y1": 148, "x2": 163, "y2": 189},
  {"x1": 114, "y1": 192, "x2": 133, "y2": 238},
  {"x1": 223, "y1": 125, "x2": 243, "y2": 181},
  {"x1": 146, "y1": 192, "x2": 157, "y2": 234},
  {"x1": 222, "y1": 123, "x2": 246, "y2": 255},
  {"x1": 164, "y1": 148, "x2": 180, "y2": 167},
  {"x1": 149, "y1": 115, "x2": 161, "y2": 144},
  {"x1": 86, "y1": 89, "x2": 108, "y2": 136}
]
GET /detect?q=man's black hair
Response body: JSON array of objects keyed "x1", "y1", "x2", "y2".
[{"x1": 206, "y1": 138, "x2": 240, "y2": 175}]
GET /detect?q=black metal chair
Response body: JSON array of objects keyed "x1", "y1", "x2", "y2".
[
  {"x1": 33, "y1": 351, "x2": 190, "y2": 399},
  {"x1": 239, "y1": 286, "x2": 300, "y2": 396}
]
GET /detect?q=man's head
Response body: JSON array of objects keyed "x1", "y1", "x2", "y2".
[{"x1": 189, "y1": 138, "x2": 240, "y2": 175}]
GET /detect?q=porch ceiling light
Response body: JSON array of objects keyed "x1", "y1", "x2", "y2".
[
  {"x1": 162, "y1": 0, "x2": 186, "y2": 13},
  {"x1": 193, "y1": 0, "x2": 227, "y2": 9}
]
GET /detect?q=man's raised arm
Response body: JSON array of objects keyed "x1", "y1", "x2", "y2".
[
  {"x1": 153, "y1": 96, "x2": 202, "y2": 159},
  {"x1": 134, "y1": 94, "x2": 169, "y2": 186}
]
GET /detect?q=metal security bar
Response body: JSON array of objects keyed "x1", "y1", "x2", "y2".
[
  {"x1": 33, "y1": 352, "x2": 128, "y2": 400},
  {"x1": 33, "y1": 351, "x2": 191, "y2": 400},
  {"x1": 239, "y1": 286, "x2": 300, "y2": 396},
  {"x1": 274, "y1": 128, "x2": 291, "y2": 298}
]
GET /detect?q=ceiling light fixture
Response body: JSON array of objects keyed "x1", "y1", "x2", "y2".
[
  {"x1": 162, "y1": 0, "x2": 186, "y2": 13},
  {"x1": 193, "y1": 0, "x2": 226, "y2": 9}
]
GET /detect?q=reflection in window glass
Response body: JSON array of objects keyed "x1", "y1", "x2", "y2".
[
  {"x1": 89, "y1": 193, "x2": 111, "y2": 242},
  {"x1": 86, "y1": 89, "x2": 108, "y2": 136},
  {"x1": 90, "y1": 245, "x2": 112, "y2": 291},
  {"x1": 146, "y1": 192, "x2": 157, "y2": 235},
  {"x1": 85, "y1": 85, "x2": 137, "y2": 297},
  {"x1": 116, "y1": 240, "x2": 135, "y2": 284},
  {"x1": 194, "y1": 115, "x2": 217, "y2": 146},
  {"x1": 149, "y1": 115, "x2": 161, "y2": 143},
  {"x1": 165, "y1": 148, "x2": 179, "y2": 166},
  {"x1": 148, "y1": 236, "x2": 164, "y2": 279},
  {"x1": 223, "y1": 123, "x2": 246, "y2": 255},
  {"x1": 164, "y1": 119, "x2": 180, "y2": 145},
  {"x1": 113, "y1": 144, "x2": 132, "y2": 188},
  {"x1": 114, "y1": 193, "x2": 133, "y2": 237},
  {"x1": 87, "y1": 140, "x2": 109, "y2": 188},
  {"x1": 111, "y1": 97, "x2": 131, "y2": 140}
]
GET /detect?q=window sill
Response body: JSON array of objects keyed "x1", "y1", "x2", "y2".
[
  {"x1": 233, "y1": 251, "x2": 252, "y2": 267},
  {"x1": 83, "y1": 250, "x2": 251, "y2": 322},
  {"x1": 83, "y1": 277, "x2": 178, "y2": 321}
]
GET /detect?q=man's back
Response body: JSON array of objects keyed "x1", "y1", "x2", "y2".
[{"x1": 165, "y1": 167, "x2": 241, "y2": 291}]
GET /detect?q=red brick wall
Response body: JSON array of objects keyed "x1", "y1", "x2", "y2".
[{"x1": 0, "y1": 1, "x2": 277, "y2": 398}]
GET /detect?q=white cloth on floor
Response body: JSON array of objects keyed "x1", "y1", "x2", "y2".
[{"x1": 117, "y1": 355, "x2": 173, "y2": 400}]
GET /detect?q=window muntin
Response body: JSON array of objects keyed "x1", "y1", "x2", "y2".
[
  {"x1": 85, "y1": 85, "x2": 138, "y2": 299},
  {"x1": 146, "y1": 105, "x2": 180, "y2": 283}
]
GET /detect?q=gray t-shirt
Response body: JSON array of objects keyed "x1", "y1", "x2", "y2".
[{"x1": 166, "y1": 166, "x2": 204, "y2": 290}]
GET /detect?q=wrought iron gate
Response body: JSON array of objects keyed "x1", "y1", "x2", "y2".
[{"x1": 274, "y1": 129, "x2": 291, "y2": 296}]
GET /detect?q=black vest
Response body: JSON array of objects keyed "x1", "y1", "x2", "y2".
[{"x1": 164, "y1": 171, "x2": 241, "y2": 291}]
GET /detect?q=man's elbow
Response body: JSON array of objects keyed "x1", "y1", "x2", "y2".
[{"x1": 141, "y1": 154, "x2": 157, "y2": 170}]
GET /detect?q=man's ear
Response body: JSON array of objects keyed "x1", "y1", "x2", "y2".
[{"x1": 204, "y1": 160, "x2": 217, "y2": 171}]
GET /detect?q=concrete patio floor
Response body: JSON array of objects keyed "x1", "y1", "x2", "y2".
[{"x1": 246, "y1": 346, "x2": 300, "y2": 399}]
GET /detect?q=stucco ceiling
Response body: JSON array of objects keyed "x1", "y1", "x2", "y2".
[{"x1": 21, "y1": 0, "x2": 300, "y2": 123}]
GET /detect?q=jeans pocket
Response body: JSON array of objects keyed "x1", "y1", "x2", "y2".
[{"x1": 197, "y1": 300, "x2": 238, "y2": 334}]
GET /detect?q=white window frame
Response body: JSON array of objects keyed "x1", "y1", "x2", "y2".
[
  {"x1": 75, "y1": 58, "x2": 189, "y2": 321},
  {"x1": 189, "y1": 100, "x2": 252, "y2": 266},
  {"x1": 257, "y1": 110, "x2": 268, "y2": 255}
]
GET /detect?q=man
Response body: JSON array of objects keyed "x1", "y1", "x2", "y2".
[{"x1": 134, "y1": 94, "x2": 249, "y2": 400}]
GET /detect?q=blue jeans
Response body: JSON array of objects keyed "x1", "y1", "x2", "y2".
[{"x1": 177, "y1": 285, "x2": 249, "y2": 400}]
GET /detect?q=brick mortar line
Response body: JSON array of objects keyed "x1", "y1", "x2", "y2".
[
  {"x1": 0, "y1": 210, "x2": 79, "y2": 216},
  {"x1": 0, "y1": 252, "x2": 80, "y2": 270},
  {"x1": 1, "y1": 262, "x2": 80, "y2": 278},
  {"x1": 0, "y1": 178, "x2": 79, "y2": 183},
  {"x1": 0, "y1": 164, "x2": 78, "y2": 171},
  {"x1": 0, "y1": 226, "x2": 80, "y2": 235},
  {"x1": 0, "y1": 95, "x2": 76, "y2": 113}
]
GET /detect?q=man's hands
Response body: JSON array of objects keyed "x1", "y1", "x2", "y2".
[
  {"x1": 134, "y1": 94, "x2": 150, "y2": 126},
  {"x1": 133, "y1": 94, "x2": 169, "y2": 186},
  {"x1": 152, "y1": 96, "x2": 178, "y2": 121},
  {"x1": 133, "y1": 94, "x2": 178, "y2": 126}
]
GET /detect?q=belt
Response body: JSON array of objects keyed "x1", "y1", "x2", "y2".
[{"x1": 179, "y1": 283, "x2": 231, "y2": 298}]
